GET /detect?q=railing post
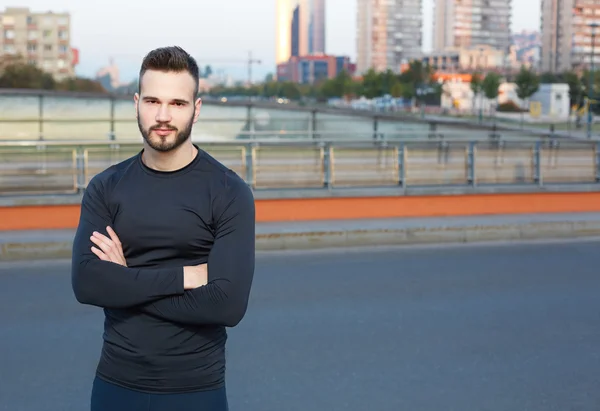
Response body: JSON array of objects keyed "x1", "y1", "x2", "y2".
[
  {"x1": 428, "y1": 121, "x2": 437, "y2": 139},
  {"x1": 109, "y1": 95, "x2": 116, "y2": 141},
  {"x1": 534, "y1": 141, "x2": 542, "y2": 186},
  {"x1": 596, "y1": 142, "x2": 600, "y2": 183},
  {"x1": 246, "y1": 104, "x2": 255, "y2": 139},
  {"x1": 322, "y1": 142, "x2": 332, "y2": 188},
  {"x1": 467, "y1": 141, "x2": 476, "y2": 186},
  {"x1": 245, "y1": 142, "x2": 254, "y2": 188},
  {"x1": 76, "y1": 145, "x2": 86, "y2": 193},
  {"x1": 398, "y1": 142, "x2": 405, "y2": 187},
  {"x1": 373, "y1": 116, "x2": 379, "y2": 140},
  {"x1": 38, "y1": 93, "x2": 44, "y2": 140},
  {"x1": 311, "y1": 109, "x2": 318, "y2": 139}
]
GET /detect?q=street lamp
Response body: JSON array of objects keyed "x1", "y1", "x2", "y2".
[{"x1": 587, "y1": 22, "x2": 599, "y2": 139}]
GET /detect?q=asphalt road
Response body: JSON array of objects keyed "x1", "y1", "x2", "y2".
[{"x1": 1, "y1": 240, "x2": 599, "y2": 411}]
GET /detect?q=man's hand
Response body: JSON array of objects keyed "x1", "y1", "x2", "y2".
[
  {"x1": 90, "y1": 226, "x2": 206, "y2": 290},
  {"x1": 183, "y1": 263, "x2": 208, "y2": 290},
  {"x1": 90, "y1": 226, "x2": 127, "y2": 267}
]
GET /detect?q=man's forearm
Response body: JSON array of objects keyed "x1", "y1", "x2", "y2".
[
  {"x1": 71, "y1": 254, "x2": 185, "y2": 309},
  {"x1": 71, "y1": 207, "x2": 185, "y2": 308},
  {"x1": 139, "y1": 273, "x2": 253, "y2": 327}
]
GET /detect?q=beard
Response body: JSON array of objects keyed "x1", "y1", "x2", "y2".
[{"x1": 137, "y1": 111, "x2": 195, "y2": 153}]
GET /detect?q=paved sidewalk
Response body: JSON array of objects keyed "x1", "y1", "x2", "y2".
[{"x1": 2, "y1": 212, "x2": 600, "y2": 261}]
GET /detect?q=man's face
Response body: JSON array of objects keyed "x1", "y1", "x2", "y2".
[{"x1": 134, "y1": 70, "x2": 201, "y2": 152}]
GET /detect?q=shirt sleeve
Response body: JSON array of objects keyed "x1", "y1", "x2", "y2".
[
  {"x1": 71, "y1": 175, "x2": 185, "y2": 309},
  {"x1": 138, "y1": 173, "x2": 256, "y2": 327}
]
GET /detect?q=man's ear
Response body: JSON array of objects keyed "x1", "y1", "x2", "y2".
[
  {"x1": 193, "y1": 97, "x2": 202, "y2": 123},
  {"x1": 134, "y1": 93, "x2": 140, "y2": 117}
]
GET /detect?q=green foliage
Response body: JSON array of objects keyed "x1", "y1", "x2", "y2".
[
  {"x1": 482, "y1": 72, "x2": 502, "y2": 100},
  {"x1": 515, "y1": 66, "x2": 540, "y2": 101},
  {"x1": 209, "y1": 61, "x2": 439, "y2": 103},
  {"x1": 0, "y1": 62, "x2": 56, "y2": 89},
  {"x1": 0, "y1": 55, "x2": 107, "y2": 93}
]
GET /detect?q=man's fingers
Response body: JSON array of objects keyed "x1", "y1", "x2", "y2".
[
  {"x1": 106, "y1": 226, "x2": 122, "y2": 247},
  {"x1": 94, "y1": 229, "x2": 124, "y2": 258},
  {"x1": 90, "y1": 234, "x2": 113, "y2": 253},
  {"x1": 90, "y1": 230, "x2": 126, "y2": 266},
  {"x1": 92, "y1": 231, "x2": 113, "y2": 247},
  {"x1": 90, "y1": 234, "x2": 121, "y2": 262},
  {"x1": 91, "y1": 247, "x2": 109, "y2": 261}
]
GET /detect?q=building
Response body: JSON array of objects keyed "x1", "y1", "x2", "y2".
[
  {"x1": 422, "y1": 45, "x2": 508, "y2": 73},
  {"x1": 356, "y1": 0, "x2": 423, "y2": 75},
  {"x1": 0, "y1": 7, "x2": 77, "y2": 80},
  {"x1": 541, "y1": 0, "x2": 600, "y2": 73},
  {"x1": 511, "y1": 31, "x2": 542, "y2": 69},
  {"x1": 432, "y1": 0, "x2": 512, "y2": 53},
  {"x1": 277, "y1": 55, "x2": 356, "y2": 84},
  {"x1": 275, "y1": 0, "x2": 326, "y2": 65}
]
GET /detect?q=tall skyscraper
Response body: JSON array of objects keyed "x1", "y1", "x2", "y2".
[
  {"x1": 432, "y1": 0, "x2": 512, "y2": 52},
  {"x1": 0, "y1": 6, "x2": 77, "y2": 80},
  {"x1": 356, "y1": 0, "x2": 423, "y2": 74},
  {"x1": 275, "y1": 0, "x2": 326, "y2": 65},
  {"x1": 541, "y1": 0, "x2": 600, "y2": 73}
]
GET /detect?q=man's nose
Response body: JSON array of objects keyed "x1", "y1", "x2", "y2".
[{"x1": 156, "y1": 104, "x2": 171, "y2": 123}]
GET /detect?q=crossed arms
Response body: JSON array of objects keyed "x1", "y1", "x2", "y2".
[{"x1": 71, "y1": 177, "x2": 256, "y2": 328}]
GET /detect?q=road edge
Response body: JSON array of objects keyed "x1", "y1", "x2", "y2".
[{"x1": 2, "y1": 219, "x2": 600, "y2": 261}]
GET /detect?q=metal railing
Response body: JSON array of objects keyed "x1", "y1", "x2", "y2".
[
  {"x1": 1, "y1": 139, "x2": 599, "y2": 196},
  {"x1": 0, "y1": 88, "x2": 565, "y2": 142}
]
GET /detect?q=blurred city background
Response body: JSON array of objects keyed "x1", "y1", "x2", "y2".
[
  {"x1": 0, "y1": 0, "x2": 596, "y2": 130},
  {"x1": 2, "y1": 3, "x2": 600, "y2": 411}
]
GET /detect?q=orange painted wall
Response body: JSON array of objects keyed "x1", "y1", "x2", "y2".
[{"x1": 1, "y1": 192, "x2": 600, "y2": 231}]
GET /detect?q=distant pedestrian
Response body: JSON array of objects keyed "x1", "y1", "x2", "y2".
[{"x1": 71, "y1": 45, "x2": 256, "y2": 411}]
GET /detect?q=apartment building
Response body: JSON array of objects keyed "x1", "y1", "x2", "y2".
[
  {"x1": 0, "y1": 7, "x2": 77, "y2": 80},
  {"x1": 275, "y1": 0, "x2": 326, "y2": 65},
  {"x1": 432, "y1": 0, "x2": 512, "y2": 52},
  {"x1": 356, "y1": 0, "x2": 423, "y2": 74},
  {"x1": 541, "y1": 0, "x2": 600, "y2": 73},
  {"x1": 422, "y1": 44, "x2": 507, "y2": 72}
]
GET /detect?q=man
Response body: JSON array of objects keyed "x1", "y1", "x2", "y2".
[{"x1": 71, "y1": 46, "x2": 255, "y2": 411}]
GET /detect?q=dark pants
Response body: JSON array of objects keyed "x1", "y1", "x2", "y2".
[{"x1": 90, "y1": 376, "x2": 229, "y2": 411}]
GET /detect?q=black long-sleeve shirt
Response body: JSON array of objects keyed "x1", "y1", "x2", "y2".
[{"x1": 71, "y1": 145, "x2": 255, "y2": 394}]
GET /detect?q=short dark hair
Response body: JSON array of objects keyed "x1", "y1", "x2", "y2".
[{"x1": 138, "y1": 46, "x2": 200, "y2": 96}]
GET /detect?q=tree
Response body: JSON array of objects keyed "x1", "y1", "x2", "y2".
[
  {"x1": 470, "y1": 72, "x2": 483, "y2": 115},
  {"x1": 515, "y1": 66, "x2": 540, "y2": 108},
  {"x1": 482, "y1": 72, "x2": 502, "y2": 115},
  {"x1": 359, "y1": 68, "x2": 383, "y2": 99},
  {"x1": 399, "y1": 60, "x2": 433, "y2": 85},
  {"x1": 390, "y1": 82, "x2": 404, "y2": 98},
  {"x1": 540, "y1": 72, "x2": 560, "y2": 83},
  {"x1": 319, "y1": 70, "x2": 356, "y2": 99},
  {"x1": 514, "y1": 66, "x2": 540, "y2": 125},
  {"x1": 279, "y1": 82, "x2": 301, "y2": 100},
  {"x1": 0, "y1": 62, "x2": 55, "y2": 89},
  {"x1": 563, "y1": 71, "x2": 585, "y2": 108},
  {"x1": 56, "y1": 77, "x2": 107, "y2": 93}
]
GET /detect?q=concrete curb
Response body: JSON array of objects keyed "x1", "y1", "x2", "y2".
[
  {"x1": 254, "y1": 220, "x2": 600, "y2": 251},
  {"x1": 2, "y1": 219, "x2": 600, "y2": 261}
]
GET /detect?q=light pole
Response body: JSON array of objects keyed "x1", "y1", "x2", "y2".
[
  {"x1": 588, "y1": 22, "x2": 598, "y2": 139},
  {"x1": 479, "y1": 47, "x2": 484, "y2": 123}
]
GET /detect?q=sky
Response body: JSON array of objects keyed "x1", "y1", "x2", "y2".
[{"x1": 0, "y1": 0, "x2": 541, "y2": 83}]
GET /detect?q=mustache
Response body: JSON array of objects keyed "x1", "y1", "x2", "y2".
[{"x1": 150, "y1": 124, "x2": 178, "y2": 131}]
